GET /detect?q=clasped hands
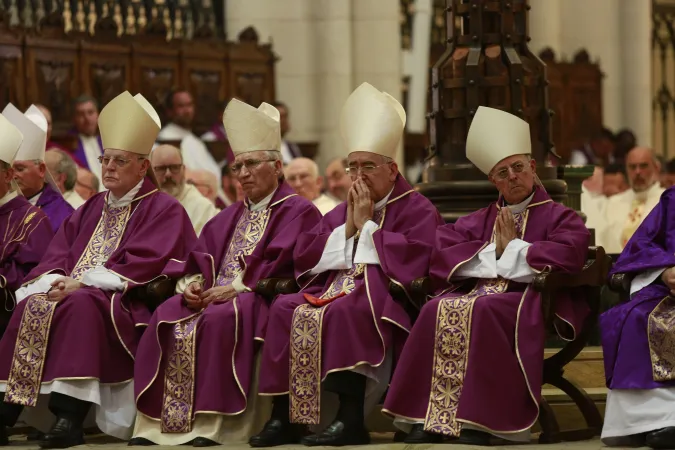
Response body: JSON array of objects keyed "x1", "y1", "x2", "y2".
[
  {"x1": 346, "y1": 179, "x2": 374, "y2": 239},
  {"x1": 47, "y1": 277, "x2": 83, "y2": 302},
  {"x1": 495, "y1": 207, "x2": 517, "y2": 258},
  {"x1": 184, "y1": 282, "x2": 236, "y2": 310}
]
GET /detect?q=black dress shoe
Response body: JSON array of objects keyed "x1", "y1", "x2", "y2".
[
  {"x1": 404, "y1": 424, "x2": 443, "y2": 444},
  {"x1": 0, "y1": 425, "x2": 8, "y2": 446},
  {"x1": 192, "y1": 437, "x2": 218, "y2": 447},
  {"x1": 647, "y1": 427, "x2": 675, "y2": 449},
  {"x1": 458, "y1": 429, "x2": 499, "y2": 446},
  {"x1": 300, "y1": 420, "x2": 370, "y2": 447},
  {"x1": 128, "y1": 437, "x2": 157, "y2": 446},
  {"x1": 39, "y1": 417, "x2": 85, "y2": 449},
  {"x1": 27, "y1": 428, "x2": 46, "y2": 441},
  {"x1": 393, "y1": 430, "x2": 407, "y2": 442},
  {"x1": 249, "y1": 419, "x2": 303, "y2": 447}
]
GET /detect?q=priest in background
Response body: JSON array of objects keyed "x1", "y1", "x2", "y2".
[
  {"x1": 597, "y1": 147, "x2": 663, "y2": 254},
  {"x1": 69, "y1": 96, "x2": 104, "y2": 185},
  {"x1": 0, "y1": 91, "x2": 197, "y2": 448},
  {"x1": 285, "y1": 157, "x2": 339, "y2": 215},
  {"x1": 132, "y1": 99, "x2": 321, "y2": 446},
  {"x1": 4, "y1": 104, "x2": 74, "y2": 233},
  {"x1": 251, "y1": 82, "x2": 442, "y2": 447},
  {"x1": 151, "y1": 144, "x2": 219, "y2": 235},
  {"x1": 44, "y1": 150, "x2": 86, "y2": 209},
  {"x1": 600, "y1": 187, "x2": 675, "y2": 449},
  {"x1": 0, "y1": 113, "x2": 53, "y2": 309},
  {"x1": 382, "y1": 107, "x2": 590, "y2": 445},
  {"x1": 324, "y1": 157, "x2": 350, "y2": 202},
  {"x1": 75, "y1": 167, "x2": 99, "y2": 201}
]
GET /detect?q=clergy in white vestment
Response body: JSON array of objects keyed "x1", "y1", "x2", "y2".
[
  {"x1": 151, "y1": 144, "x2": 219, "y2": 235},
  {"x1": 44, "y1": 150, "x2": 86, "y2": 209},
  {"x1": 597, "y1": 147, "x2": 664, "y2": 254},
  {"x1": 580, "y1": 166, "x2": 607, "y2": 233},
  {"x1": 285, "y1": 157, "x2": 339, "y2": 215}
]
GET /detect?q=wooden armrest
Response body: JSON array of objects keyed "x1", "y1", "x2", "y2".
[
  {"x1": 608, "y1": 273, "x2": 632, "y2": 294},
  {"x1": 276, "y1": 279, "x2": 299, "y2": 295},
  {"x1": 131, "y1": 277, "x2": 177, "y2": 312},
  {"x1": 255, "y1": 278, "x2": 299, "y2": 299},
  {"x1": 532, "y1": 246, "x2": 611, "y2": 293}
]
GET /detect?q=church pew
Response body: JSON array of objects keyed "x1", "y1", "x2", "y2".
[{"x1": 407, "y1": 246, "x2": 611, "y2": 444}]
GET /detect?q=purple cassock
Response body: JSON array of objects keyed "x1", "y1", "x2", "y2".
[
  {"x1": 257, "y1": 175, "x2": 443, "y2": 425},
  {"x1": 68, "y1": 134, "x2": 103, "y2": 171},
  {"x1": 0, "y1": 178, "x2": 196, "y2": 413},
  {"x1": 0, "y1": 195, "x2": 53, "y2": 292},
  {"x1": 134, "y1": 182, "x2": 321, "y2": 434},
  {"x1": 382, "y1": 187, "x2": 590, "y2": 438},
  {"x1": 601, "y1": 187, "x2": 675, "y2": 391},
  {"x1": 35, "y1": 183, "x2": 74, "y2": 233}
]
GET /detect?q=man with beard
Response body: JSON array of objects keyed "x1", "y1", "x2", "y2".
[
  {"x1": 250, "y1": 82, "x2": 442, "y2": 447},
  {"x1": 4, "y1": 104, "x2": 74, "y2": 233},
  {"x1": 151, "y1": 144, "x2": 219, "y2": 235},
  {"x1": 131, "y1": 99, "x2": 321, "y2": 447},
  {"x1": 382, "y1": 107, "x2": 590, "y2": 445},
  {"x1": 597, "y1": 147, "x2": 664, "y2": 254},
  {"x1": 0, "y1": 91, "x2": 196, "y2": 448}
]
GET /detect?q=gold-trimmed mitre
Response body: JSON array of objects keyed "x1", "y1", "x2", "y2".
[
  {"x1": 222, "y1": 99, "x2": 281, "y2": 155},
  {"x1": 0, "y1": 114, "x2": 23, "y2": 165},
  {"x1": 466, "y1": 106, "x2": 531, "y2": 175},
  {"x1": 339, "y1": 82, "x2": 406, "y2": 159},
  {"x1": 99, "y1": 91, "x2": 161, "y2": 156},
  {"x1": 2, "y1": 103, "x2": 47, "y2": 162}
]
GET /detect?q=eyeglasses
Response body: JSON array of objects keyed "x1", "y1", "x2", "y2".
[
  {"x1": 98, "y1": 156, "x2": 145, "y2": 167},
  {"x1": 153, "y1": 164, "x2": 183, "y2": 174},
  {"x1": 231, "y1": 159, "x2": 275, "y2": 174},
  {"x1": 345, "y1": 162, "x2": 390, "y2": 178},
  {"x1": 491, "y1": 162, "x2": 527, "y2": 180}
]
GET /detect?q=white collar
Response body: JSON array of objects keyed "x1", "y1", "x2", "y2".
[
  {"x1": 248, "y1": 189, "x2": 276, "y2": 212},
  {"x1": 375, "y1": 186, "x2": 395, "y2": 211},
  {"x1": 108, "y1": 179, "x2": 144, "y2": 208},
  {"x1": 634, "y1": 181, "x2": 661, "y2": 202},
  {"x1": 0, "y1": 190, "x2": 17, "y2": 207},
  {"x1": 506, "y1": 190, "x2": 535, "y2": 214}
]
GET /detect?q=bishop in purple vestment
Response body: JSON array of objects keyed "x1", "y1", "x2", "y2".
[
  {"x1": 383, "y1": 107, "x2": 590, "y2": 445},
  {"x1": 131, "y1": 100, "x2": 321, "y2": 447},
  {"x1": 0, "y1": 91, "x2": 197, "y2": 449},
  {"x1": 251, "y1": 83, "x2": 442, "y2": 448},
  {"x1": 599, "y1": 186, "x2": 675, "y2": 449}
]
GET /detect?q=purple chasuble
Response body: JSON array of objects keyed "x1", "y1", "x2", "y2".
[
  {"x1": 382, "y1": 187, "x2": 590, "y2": 437},
  {"x1": 257, "y1": 175, "x2": 443, "y2": 425},
  {"x1": 0, "y1": 196, "x2": 53, "y2": 292},
  {"x1": 601, "y1": 187, "x2": 675, "y2": 390},
  {"x1": 0, "y1": 178, "x2": 197, "y2": 408},
  {"x1": 134, "y1": 182, "x2": 321, "y2": 433},
  {"x1": 35, "y1": 184, "x2": 74, "y2": 234}
]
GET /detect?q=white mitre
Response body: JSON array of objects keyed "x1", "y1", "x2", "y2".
[
  {"x1": 0, "y1": 114, "x2": 23, "y2": 193},
  {"x1": 466, "y1": 106, "x2": 531, "y2": 175},
  {"x1": 340, "y1": 82, "x2": 406, "y2": 159},
  {"x1": 222, "y1": 99, "x2": 281, "y2": 155}
]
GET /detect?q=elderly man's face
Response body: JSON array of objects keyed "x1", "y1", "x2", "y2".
[
  {"x1": 13, "y1": 160, "x2": 46, "y2": 198},
  {"x1": 75, "y1": 168, "x2": 97, "y2": 200},
  {"x1": 232, "y1": 151, "x2": 281, "y2": 204},
  {"x1": 101, "y1": 149, "x2": 149, "y2": 196},
  {"x1": 170, "y1": 92, "x2": 195, "y2": 128},
  {"x1": 0, "y1": 165, "x2": 14, "y2": 199},
  {"x1": 626, "y1": 148, "x2": 659, "y2": 192},
  {"x1": 286, "y1": 160, "x2": 321, "y2": 201},
  {"x1": 152, "y1": 147, "x2": 185, "y2": 198},
  {"x1": 325, "y1": 159, "x2": 350, "y2": 202},
  {"x1": 346, "y1": 151, "x2": 398, "y2": 203},
  {"x1": 74, "y1": 101, "x2": 99, "y2": 136},
  {"x1": 489, "y1": 154, "x2": 536, "y2": 204}
]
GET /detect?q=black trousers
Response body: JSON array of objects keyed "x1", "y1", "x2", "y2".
[{"x1": 0, "y1": 392, "x2": 91, "y2": 427}]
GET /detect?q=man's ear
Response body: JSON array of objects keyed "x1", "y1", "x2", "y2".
[
  {"x1": 38, "y1": 162, "x2": 47, "y2": 177},
  {"x1": 316, "y1": 175, "x2": 324, "y2": 189},
  {"x1": 389, "y1": 161, "x2": 399, "y2": 181}
]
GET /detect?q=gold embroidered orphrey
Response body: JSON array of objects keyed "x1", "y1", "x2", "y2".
[
  {"x1": 423, "y1": 209, "x2": 528, "y2": 437},
  {"x1": 289, "y1": 208, "x2": 385, "y2": 425},
  {"x1": 5, "y1": 204, "x2": 132, "y2": 407},
  {"x1": 648, "y1": 296, "x2": 675, "y2": 382},
  {"x1": 160, "y1": 208, "x2": 272, "y2": 432}
]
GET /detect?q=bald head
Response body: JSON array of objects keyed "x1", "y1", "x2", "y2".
[
  {"x1": 75, "y1": 167, "x2": 99, "y2": 200},
  {"x1": 151, "y1": 144, "x2": 183, "y2": 164},
  {"x1": 625, "y1": 146, "x2": 660, "y2": 192},
  {"x1": 45, "y1": 150, "x2": 77, "y2": 193},
  {"x1": 151, "y1": 145, "x2": 185, "y2": 197},
  {"x1": 187, "y1": 169, "x2": 218, "y2": 202},
  {"x1": 285, "y1": 157, "x2": 321, "y2": 201}
]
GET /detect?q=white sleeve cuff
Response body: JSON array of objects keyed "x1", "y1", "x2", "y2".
[
  {"x1": 80, "y1": 267, "x2": 125, "y2": 291},
  {"x1": 176, "y1": 274, "x2": 205, "y2": 294},
  {"x1": 496, "y1": 239, "x2": 537, "y2": 283},
  {"x1": 232, "y1": 271, "x2": 251, "y2": 293},
  {"x1": 453, "y1": 243, "x2": 498, "y2": 280},
  {"x1": 309, "y1": 224, "x2": 353, "y2": 275},
  {"x1": 630, "y1": 269, "x2": 665, "y2": 296},
  {"x1": 15, "y1": 274, "x2": 62, "y2": 303},
  {"x1": 353, "y1": 220, "x2": 381, "y2": 266}
]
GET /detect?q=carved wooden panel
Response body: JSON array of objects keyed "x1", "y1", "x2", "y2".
[
  {"x1": 24, "y1": 38, "x2": 79, "y2": 134},
  {"x1": 131, "y1": 43, "x2": 179, "y2": 124},
  {"x1": 79, "y1": 41, "x2": 131, "y2": 108},
  {"x1": 0, "y1": 39, "x2": 25, "y2": 110}
]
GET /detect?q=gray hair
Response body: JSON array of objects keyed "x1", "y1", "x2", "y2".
[
  {"x1": 73, "y1": 95, "x2": 99, "y2": 110},
  {"x1": 286, "y1": 157, "x2": 319, "y2": 179},
  {"x1": 48, "y1": 150, "x2": 78, "y2": 190}
]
